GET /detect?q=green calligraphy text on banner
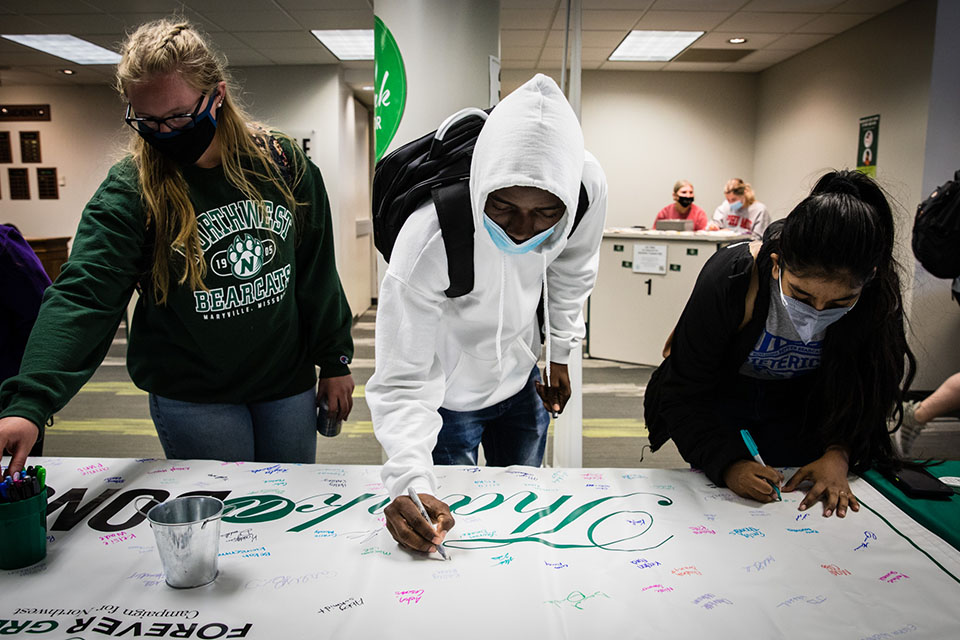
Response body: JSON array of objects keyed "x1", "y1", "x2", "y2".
[
  {"x1": 857, "y1": 114, "x2": 879, "y2": 178},
  {"x1": 374, "y1": 16, "x2": 406, "y2": 161}
]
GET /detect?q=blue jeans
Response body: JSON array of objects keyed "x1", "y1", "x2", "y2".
[
  {"x1": 149, "y1": 387, "x2": 317, "y2": 463},
  {"x1": 434, "y1": 367, "x2": 550, "y2": 467}
]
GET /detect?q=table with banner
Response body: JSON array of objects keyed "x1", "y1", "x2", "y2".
[{"x1": 1, "y1": 457, "x2": 959, "y2": 639}]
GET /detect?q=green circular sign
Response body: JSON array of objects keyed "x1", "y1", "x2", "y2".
[{"x1": 374, "y1": 16, "x2": 407, "y2": 161}]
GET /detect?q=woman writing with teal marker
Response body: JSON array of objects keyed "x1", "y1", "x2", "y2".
[{"x1": 644, "y1": 170, "x2": 915, "y2": 518}]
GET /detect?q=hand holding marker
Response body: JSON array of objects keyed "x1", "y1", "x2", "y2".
[
  {"x1": 407, "y1": 487, "x2": 449, "y2": 560},
  {"x1": 740, "y1": 429, "x2": 782, "y2": 501}
]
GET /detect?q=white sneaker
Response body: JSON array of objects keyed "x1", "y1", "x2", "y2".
[{"x1": 892, "y1": 400, "x2": 927, "y2": 458}]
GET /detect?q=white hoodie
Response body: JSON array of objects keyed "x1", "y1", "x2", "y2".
[{"x1": 368, "y1": 74, "x2": 608, "y2": 499}]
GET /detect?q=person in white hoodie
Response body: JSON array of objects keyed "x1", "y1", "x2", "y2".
[{"x1": 367, "y1": 74, "x2": 607, "y2": 554}]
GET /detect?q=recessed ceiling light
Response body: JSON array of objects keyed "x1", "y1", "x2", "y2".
[
  {"x1": 1, "y1": 34, "x2": 121, "y2": 64},
  {"x1": 361, "y1": 85, "x2": 374, "y2": 91},
  {"x1": 59, "y1": 68, "x2": 75, "y2": 75},
  {"x1": 310, "y1": 30, "x2": 374, "y2": 61},
  {"x1": 728, "y1": 37, "x2": 748, "y2": 45},
  {"x1": 609, "y1": 30, "x2": 704, "y2": 62}
]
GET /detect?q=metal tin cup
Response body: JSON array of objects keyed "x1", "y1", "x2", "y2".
[
  {"x1": 136, "y1": 495, "x2": 224, "y2": 589},
  {"x1": 317, "y1": 398, "x2": 342, "y2": 438},
  {"x1": 0, "y1": 489, "x2": 48, "y2": 570}
]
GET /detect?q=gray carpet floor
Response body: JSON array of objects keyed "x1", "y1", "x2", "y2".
[{"x1": 41, "y1": 306, "x2": 959, "y2": 468}]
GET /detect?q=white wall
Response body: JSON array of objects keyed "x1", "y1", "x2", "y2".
[
  {"x1": 235, "y1": 65, "x2": 373, "y2": 317},
  {"x1": 0, "y1": 84, "x2": 125, "y2": 240},
  {"x1": 502, "y1": 69, "x2": 759, "y2": 229},
  {"x1": 753, "y1": 0, "x2": 955, "y2": 389},
  {"x1": 754, "y1": 0, "x2": 935, "y2": 224}
]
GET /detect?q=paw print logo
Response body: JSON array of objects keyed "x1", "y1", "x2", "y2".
[{"x1": 227, "y1": 233, "x2": 264, "y2": 279}]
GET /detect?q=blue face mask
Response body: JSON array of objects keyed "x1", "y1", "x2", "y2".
[
  {"x1": 482, "y1": 214, "x2": 556, "y2": 255},
  {"x1": 778, "y1": 271, "x2": 856, "y2": 344},
  {"x1": 729, "y1": 200, "x2": 743, "y2": 213}
]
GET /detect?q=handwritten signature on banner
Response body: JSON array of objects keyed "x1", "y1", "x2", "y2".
[{"x1": 544, "y1": 590, "x2": 611, "y2": 610}]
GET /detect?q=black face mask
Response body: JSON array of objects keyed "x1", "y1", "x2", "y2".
[
  {"x1": 677, "y1": 196, "x2": 694, "y2": 207},
  {"x1": 138, "y1": 101, "x2": 220, "y2": 166}
]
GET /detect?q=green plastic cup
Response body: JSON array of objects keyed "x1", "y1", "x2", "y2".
[{"x1": 0, "y1": 489, "x2": 48, "y2": 570}]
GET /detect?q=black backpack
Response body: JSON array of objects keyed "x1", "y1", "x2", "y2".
[
  {"x1": 372, "y1": 107, "x2": 589, "y2": 298},
  {"x1": 912, "y1": 170, "x2": 960, "y2": 279}
]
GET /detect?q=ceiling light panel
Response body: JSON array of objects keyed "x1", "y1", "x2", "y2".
[
  {"x1": 310, "y1": 29, "x2": 374, "y2": 60},
  {"x1": 609, "y1": 30, "x2": 704, "y2": 62},
  {"x1": 1, "y1": 34, "x2": 121, "y2": 64}
]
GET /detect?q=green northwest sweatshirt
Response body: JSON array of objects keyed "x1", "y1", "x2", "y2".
[{"x1": 0, "y1": 141, "x2": 353, "y2": 434}]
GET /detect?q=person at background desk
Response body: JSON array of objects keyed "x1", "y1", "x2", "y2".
[
  {"x1": 653, "y1": 180, "x2": 707, "y2": 231},
  {"x1": 0, "y1": 18, "x2": 354, "y2": 474},
  {"x1": 644, "y1": 170, "x2": 915, "y2": 519},
  {"x1": 708, "y1": 178, "x2": 769, "y2": 238},
  {"x1": 0, "y1": 224, "x2": 51, "y2": 459}
]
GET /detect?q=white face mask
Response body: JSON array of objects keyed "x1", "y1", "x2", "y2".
[{"x1": 778, "y1": 271, "x2": 856, "y2": 344}]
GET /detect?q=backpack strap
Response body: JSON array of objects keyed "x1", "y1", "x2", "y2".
[
  {"x1": 568, "y1": 182, "x2": 589, "y2": 237},
  {"x1": 432, "y1": 181, "x2": 475, "y2": 298}
]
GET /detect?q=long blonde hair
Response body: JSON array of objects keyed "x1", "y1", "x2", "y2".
[{"x1": 116, "y1": 18, "x2": 302, "y2": 304}]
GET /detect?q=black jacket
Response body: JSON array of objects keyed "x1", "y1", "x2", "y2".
[{"x1": 644, "y1": 241, "x2": 825, "y2": 485}]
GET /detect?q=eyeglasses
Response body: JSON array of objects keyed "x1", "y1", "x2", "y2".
[{"x1": 124, "y1": 92, "x2": 210, "y2": 133}]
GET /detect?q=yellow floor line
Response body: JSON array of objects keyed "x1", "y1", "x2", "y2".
[
  {"x1": 50, "y1": 418, "x2": 647, "y2": 439},
  {"x1": 77, "y1": 382, "x2": 367, "y2": 398}
]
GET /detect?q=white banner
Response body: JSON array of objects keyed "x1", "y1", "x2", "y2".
[{"x1": 1, "y1": 457, "x2": 958, "y2": 639}]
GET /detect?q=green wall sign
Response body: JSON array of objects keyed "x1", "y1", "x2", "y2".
[{"x1": 374, "y1": 16, "x2": 406, "y2": 161}]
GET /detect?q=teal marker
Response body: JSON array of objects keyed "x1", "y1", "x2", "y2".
[{"x1": 740, "y1": 429, "x2": 782, "y2": 501}]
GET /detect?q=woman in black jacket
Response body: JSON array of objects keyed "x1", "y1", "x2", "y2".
[{"x1": 644, "y1": 170, "x2": 914, "y2": 519}]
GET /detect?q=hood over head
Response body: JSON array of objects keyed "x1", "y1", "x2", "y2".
[{"x1": 470, "y1": 74, "x2": 585, "y2": 251}]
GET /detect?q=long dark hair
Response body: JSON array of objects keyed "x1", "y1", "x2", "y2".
[{"x1": 759, "y1": 170, "x2": 915, "y2": 473}]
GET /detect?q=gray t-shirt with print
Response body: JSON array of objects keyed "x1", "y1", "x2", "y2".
[{"x1": 738, "y1": 278, "x2": 825, "y2": 380}]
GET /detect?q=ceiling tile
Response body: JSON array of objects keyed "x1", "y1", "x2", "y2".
[
  {"x1": 540, "y1": 46, "x2": 613, "y2": 62},
  {"x1": 0, "y1": 15, "x2": 48, "y2": 33},
  {"x1": 716, "y1": 12, "x2": 818, "y2": 32},
  {"x1": 77, "y1": 0, "x2": 195, "y2": 11},
  {"x1": 3, "y1": 0, "x2": 102, "y2": 13},
  {"x1": 199, "y1": 11, "x2": 301, "y2": 32},
  {"x1": 81, "y1": 34, "x2": 126, "y2": 50},
  {"x1": 15, "y1": 13, "x2": 125, "y2": 33},
  {"x1": 793, "y1": 12, "x2": 870, "y2": 33},
  {"x1": 110, "y1": 11, "x2": 226, "y2": 34},
  {"x1": 219, "y1": 48, "x2": 274, "y2": 66},
  {"x1": 739, "y1": 48, "x2": 801, "y2": 64},
  {"x1": 502, "y1": 30, "x2": 546, "y2": 47},
  {"x1": 572, "y1": 10, "x2": 645, "y2": 30},
  {"x1": 544, "y1": 30, "x2": 627, "y2": 47},
  {"x1": 765, "y1": 33, "x2": 831, "y2": 49},
  {"x1": 582, "y1": 0, "x2": 656, "y2": 8},
  {"x1": 831, "y1": 0, "x2": 906, "y2": 13},
  {"x1": 500, "y1": 0, "x2": 559, "y2": 9},
  {"x1": 236, "y1": 30, "x2": 321, "y2": 49},
  {"x1": 633, "y1": 10, "x2": 730, "y2": 30},
  {"x1": 742, "y1": 0, "x2": 844, "y2": 12},
  {"x1": 650, "y1": 0, "x2": 744, "y2": 10},
  {"x1": 182, "y1": 0, "x2": 276, "y2": 11},
  {"x1": 691, "y1": 32, "x2": 781, "y2": 48},
  {"x1": 275, "y1": 0, "x2": 373, "y2": 9},
  {"x1": 502, "y1": 45, "x2": 543, "y2": 59},
  {"x1": 661, "y1": 60, "x2": 731, "y2": 71},
  {"x1": 287, "y1": 10, "x2": 373, "y2": 29},
  {"x1": 501, "y1": 60, "x2": 538, "y2": 70},
  {"x1": 502, "y1": 9, "x2": 556, "y2": 30},
  {"x1": 259, "y1": 47, "x2": 339, "y2": 65}
]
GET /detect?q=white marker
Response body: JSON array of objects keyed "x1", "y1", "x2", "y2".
[{"x1": 407, "y1": 487, "x2": 449, "y2": 560}]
